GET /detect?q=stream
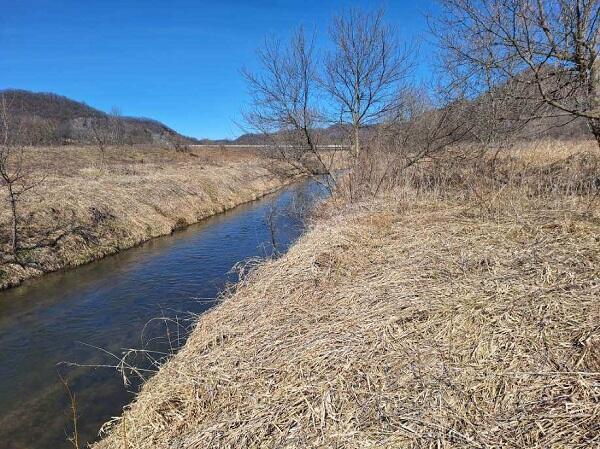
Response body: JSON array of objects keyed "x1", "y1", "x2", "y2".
[{"x1": 0, "y1": 178, "x2": 327, "y2": 449}]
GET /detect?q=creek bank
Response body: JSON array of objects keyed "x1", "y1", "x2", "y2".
[
  {"x1": 0, "y1": 148, "x2": 299, "y2": 290},
  {"x1": 94, "y1": 184, "x2": 599, "y2": 448},
  {"x1": 0, "y1": 177, "x2": 326, "y2": 449}
]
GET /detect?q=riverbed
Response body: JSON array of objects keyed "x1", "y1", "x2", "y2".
[{"x1": 0, "y1": 179, "x2": 327, "y2": 449}]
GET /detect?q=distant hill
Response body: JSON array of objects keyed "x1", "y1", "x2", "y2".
[
  {"x1": 6, "y1": 88, "x2": 587, "y2": 148},
  {"x1": 0, "y1": 89, "x2": 200, "y2": 146},
  {"x1": 195, "y1": 133, "x2": 277, "y2": 146},
  {"x1": 202, "y1": 115, "x2": 591, "y2": 147},
  {"x1": 202, "y1": 124, "x2": 351, "y2": 146}
]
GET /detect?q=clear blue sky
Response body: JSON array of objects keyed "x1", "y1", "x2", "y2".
[{"x1": 0, "y1": 0, "x2": 434, "y2": 139}]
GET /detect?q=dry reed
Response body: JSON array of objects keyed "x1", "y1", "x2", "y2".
[{"x1": 94, "y1": 140, "x2": 600, "y2": 448}]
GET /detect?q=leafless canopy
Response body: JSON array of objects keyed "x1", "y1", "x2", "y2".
[
  {"x1": 242, "y1": 30, "x2": 335, "y2": 183},
  {"x1": 0, "y1": 95, "x2": 43, "y2": 258},
  {"x1": 324, "y1": 9, "x2": 412, "y2": 158},
  {"x1": 433, "y1": 0, "x2": 600, "y2": 145},
  {"x1": 242, "y1": 8, "x2": 417, "y2": 193},
  {"x1": 349, "y1": 88, "x2": 476, "y2": 198}
]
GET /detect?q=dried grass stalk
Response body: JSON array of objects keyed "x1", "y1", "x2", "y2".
[{"x1": 95, "y1": 142, "x2": 600, "y2": 448}]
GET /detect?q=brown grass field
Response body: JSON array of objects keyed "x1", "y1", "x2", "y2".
[
  {"x1": 0, "y1": 145, "x2": 296, "y2": 290},
  {"x1": 94, "y1": 140, "x2": 599, "y2": 448}
]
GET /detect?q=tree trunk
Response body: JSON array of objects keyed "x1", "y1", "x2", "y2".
[
  {"x1": 8, "y1": 184, "x2": 18, "y2": 256},
  {"x1": 589, "y1": 56, "x2": 600, "y2": 149},
  {"x1": 353, "y1": 124, "x2": 360, "y2": 160}
]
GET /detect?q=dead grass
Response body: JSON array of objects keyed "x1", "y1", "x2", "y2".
[
  {"x1": 0, "y1": 145, "x2": 296, "y2": 289},
  {"x1": 93, "y1": 139, "x2": 600, "y2": 448}
]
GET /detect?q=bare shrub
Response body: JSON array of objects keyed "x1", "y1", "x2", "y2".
[
  {"x1": 336, "y1": 87, "x2": 476, "y2": 200},
  {"x1": 432, "y1": 0, "x2": 600, "y2": 145},
  {"x1": 0, "y1": 95, "x2": 44, "y2": 260}
]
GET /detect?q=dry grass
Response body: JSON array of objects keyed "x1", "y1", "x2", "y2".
[
  {"x1": 93, "y1": 139, "x2": 600, "y2": 448},
  {"x1": 0, "y1": 145, "x2": 295, "y2": 289}
]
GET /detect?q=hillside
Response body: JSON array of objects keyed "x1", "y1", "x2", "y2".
[
  {"x1": 210, "y1": 125, "x2": 352, "y2": 146},
  {"x1": 0, "y1": 89, "x2": 199, "y2": 146},
  {"x1": 202, "y1": 114, "x2": 591, "y2": 148}
]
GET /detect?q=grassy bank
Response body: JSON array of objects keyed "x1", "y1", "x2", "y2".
[
  {"x1": 0, "y1": 145, "x2": 296, "y2": 290},
  {"x1": 94, "y1": 140, "x2": 599, "y2": 448}
]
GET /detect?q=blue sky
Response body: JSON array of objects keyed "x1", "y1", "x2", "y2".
[{"x1": 0, "y1": 1, "x2": 435, "y2": 139}]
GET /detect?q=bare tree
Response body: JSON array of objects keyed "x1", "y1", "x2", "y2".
[
  {"x1": 0, "y1": 95, "x2": 42, "y2": 259},
  {"x1": 242, "y1": 29, "x2": 337, "y2": 190},
  {"x1": 89, "y1": 107, "x2": 123, "y2": 170},
  {"x1": 433, "y1": 0, "x2": 600, "y2": 145},
  {"x1": 90, "y1": 117, "x2": 108, "y2": 170},
  {"x1": 323, "y1": 8, "x2": 413, "y2": 160},
  {"x1": 109, "y1": 106, "x2": 124, "y2": 146}
]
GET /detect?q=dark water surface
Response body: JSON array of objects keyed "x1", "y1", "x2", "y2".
[{"x1": 0, "y1": 179, "x2": 327, "y2": 449}]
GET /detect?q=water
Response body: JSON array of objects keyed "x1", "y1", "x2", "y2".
[{"x1": 0, "y1": 179, "x2": 328, "y2": 449}]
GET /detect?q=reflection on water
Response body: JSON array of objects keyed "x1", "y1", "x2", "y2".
[{"x1": 0, "y1": 179, "x2": 327, "y2": 449}]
